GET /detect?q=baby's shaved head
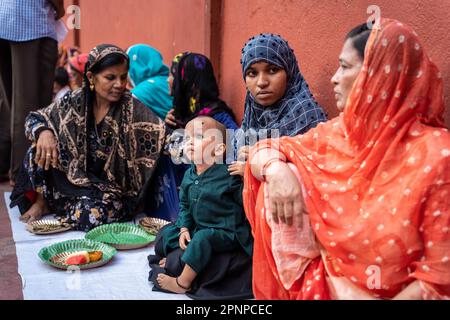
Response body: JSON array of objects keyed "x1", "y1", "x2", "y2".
[
  {"x1": 184, "y1": 116, "x2": 227, "y2": 165},
  {"x1": 186, "y1": 116, "x2": 226, "y2": 144}
]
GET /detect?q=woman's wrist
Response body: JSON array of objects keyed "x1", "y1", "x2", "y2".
[
  {"x1": 35, "y1": 127, "x2": 53, "y2": 140},
  {"x1": 261, "y1": 157, "x2": 287, "y2": 182},
  {"x1": 250, "y1": 147, "x2": 287, "y2": 181}
]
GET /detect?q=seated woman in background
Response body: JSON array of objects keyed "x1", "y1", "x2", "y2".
[
  {"x1": 146, "y1": 52, "x2": 238, "y2": 221},
  {"x1": 164, "y1": 52, "x2": 238, "y2": 130},
  {"x1": 244, "y1": 19, "x2": 450, "y2": 299},
  {"x1": 68, "y1": 53, "x2": 89, "y2": 90},
  {"x1": 142, "y1": 52, "x2": 189, "y2": 222},
  {"x1": 57, "y1": 44, "x2": 81, "y2": 70},
  {"x1": 167, "y1": 52, "x2": 189, "y2": 97},
  {"x1": 229, "y1": 33, "x2": 327, "y2": 176},
  {"x1": 127, "y1": 44, "x2": 173, "y2": 120},
  {"x1": 11, "y1": 44, "x2": 165, "y2": 231}
]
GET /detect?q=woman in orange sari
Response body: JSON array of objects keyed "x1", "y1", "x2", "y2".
[{"x1": 244, "y1": 18, "x2": 450, "y2": 300}]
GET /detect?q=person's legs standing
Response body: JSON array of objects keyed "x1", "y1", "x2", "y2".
[
  {"x1": 38, "y1": 38, "x2": 57, "y2": 108},
  {"x1": 0, "y1": 39, "x2": 12, "y2": 179},
  {"x1": 10, "y1": 38, "x2": 57, "y2": 181}
]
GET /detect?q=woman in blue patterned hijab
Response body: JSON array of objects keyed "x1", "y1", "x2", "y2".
[
  {"x1": 241, "y1": 33, "x2": 327, "y2": 136},
  {"x1": 229, "y1": 33, "x2": 327, "y2": 175}
]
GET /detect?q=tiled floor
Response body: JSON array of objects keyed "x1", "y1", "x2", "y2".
[{"x1": 0, "y1": 182, "x2": 23, "y2": 300}]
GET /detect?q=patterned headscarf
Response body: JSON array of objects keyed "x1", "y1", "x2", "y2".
[
  {"x1": 69, "y1": 53, "x2": 88, "y2": 74},
  {"x1": 240, "y1": 33, "x2": 327, "y2": 137},
  {"x1": 170, "y1": 51, "x2": 190, "y2": 76},
  {"x1": 85, "y1": 44, "x2": 129, "y2": 75}
]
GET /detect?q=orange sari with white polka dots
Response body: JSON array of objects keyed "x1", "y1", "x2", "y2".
[{"x1": 243, "y1": 19, "x2": 450, "y2": 299}]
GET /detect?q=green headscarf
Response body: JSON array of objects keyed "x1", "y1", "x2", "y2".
[{"x1": 127, "y1": 44, "x2": 173, "y2": 119}]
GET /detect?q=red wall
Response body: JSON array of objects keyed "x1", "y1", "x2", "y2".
[
  {"x1": 62, "y1": 0, "x2": 450, "y2": 126},
  {"x1": 63, "y1": 0, "x2": 209, "y2": 66},
  {"x1": 219, "y1": 0, "x2": 450, "y2": 124}
]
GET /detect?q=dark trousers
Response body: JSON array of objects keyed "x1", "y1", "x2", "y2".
[
  {"x1": 0, "y1": 37, "x2": 57, "y2": 180},
  {"x1": 160, "y1": 224, "x2": 239, "y2": 274}
]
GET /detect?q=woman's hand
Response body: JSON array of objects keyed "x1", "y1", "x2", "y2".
[
  {"x1": 264, "y1": 161, "x2": 307, "y2": 227},
  {"x1": 179, "y1": 228, "x2": 191, "y2": 250},
  {"x1": 165, "y1": 109, "x2": 177, "y2": 127},
  {"x1": 228, "y1": 161, "x2": 246, "y2": 176},
  {"x1": 228, "y1": 146, "x2": 251, "y2": 177},
  {"x1": 249, "y1": 147, "x2": 306, "y2": 227},
  {"x1": 35, "y1": 130, "x2": 59, "y2": 170}
]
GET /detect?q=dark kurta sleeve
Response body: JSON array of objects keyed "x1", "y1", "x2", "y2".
[
  {"x1": 25, "y1": 90, "x2": 78, "y2": 144},
  {"x1": 175, "y1": 174, "x2": 194, "y2": 230},
  {"x1": 231, "y1": 175, "x2": 244, "y2": 207}
]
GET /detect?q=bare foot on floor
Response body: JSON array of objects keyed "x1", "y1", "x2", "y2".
[
  {"x1": 159, "y1": 258, "x2": 166, "y2": 268},
  {"x1": 20, "y1": 194, "x2": 48, "y2": 223},
  {"x1": 156, "y1": 274, "x2": 190, "y2": 294}
]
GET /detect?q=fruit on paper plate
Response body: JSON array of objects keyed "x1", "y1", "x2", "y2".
[{"x1": 65, "y1": 250, "x2": 103, "y2": 265}]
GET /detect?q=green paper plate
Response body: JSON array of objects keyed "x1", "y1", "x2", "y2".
[
  {"x1": 38, "y1": 239, "x2": 117, "y2": 270},
  {"x1": 85, "y1": 223, "x2": 155, "y2": 250}
]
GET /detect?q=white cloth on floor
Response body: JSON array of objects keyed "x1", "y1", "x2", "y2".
[{"x1": 4, "y1": 192, "x2": 189, "y2": 300}]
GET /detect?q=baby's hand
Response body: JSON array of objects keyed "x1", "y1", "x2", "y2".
[
  {"x1": 179, "y1": 229, "x2": 191, "y2": 250},
  {"x1": 238, "y1": 146, "x2": 250, "y2": 162},
  {"x1": 228, "y1": 161, "x2": 246, "y2": 177},
  {"x1": 165, "y1": 108, "x2": 177, "y2": 127}
]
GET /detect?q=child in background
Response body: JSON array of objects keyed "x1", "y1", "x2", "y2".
[
  {"x1": 155, "y1": 116, "x2": 253, "y2": 293},
  {"x1": 52, "y1": 67, "x2": 71, "y2": 102}
]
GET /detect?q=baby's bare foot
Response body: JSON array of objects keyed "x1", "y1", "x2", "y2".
[{"x1": 156, "y1": 274, "x2": 190, "y2": 294}]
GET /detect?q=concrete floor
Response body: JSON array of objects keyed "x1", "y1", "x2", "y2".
[{"x1": 0, "y1": 181, "x2": 23, "y2": 300}]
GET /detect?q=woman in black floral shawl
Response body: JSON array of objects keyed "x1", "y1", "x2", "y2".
[{"x1": 11, "y1": 44, "x2": 165, "y2": 231}]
